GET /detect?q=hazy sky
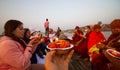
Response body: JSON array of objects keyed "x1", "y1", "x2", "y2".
[{"x1": 0, "y1": 0, "x2": 120, "y2": 34}]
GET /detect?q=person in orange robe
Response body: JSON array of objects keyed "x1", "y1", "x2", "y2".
[
  {"x1": 72, "y1": 26, "x2": 87, "y2": 57},
  {"x1": 87, "y1": 24, "x2": 108, "y2": 70},
  {"x1": 77, "y1": 25, "x2": 92, "y2": 58},
  {"x1": 80, "y1": 25, "x2": 92, "y2": 58},
  {"x1": 88, "y1": 24, "x2": 106, "y2": 50}
]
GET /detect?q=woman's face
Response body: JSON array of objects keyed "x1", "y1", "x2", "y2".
[
  {"x1": 12, "y1": 24, "x2": 24, "y2": 39},
  {"x1": 26, "y1": 30, "x2": 31, "y2": 38}
]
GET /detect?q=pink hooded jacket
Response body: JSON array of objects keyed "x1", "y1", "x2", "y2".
[{"x1": 0, "y1": 36, "x2": 32, "y2": 70}]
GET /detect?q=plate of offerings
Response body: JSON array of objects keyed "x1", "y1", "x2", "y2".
[
  {"x1": 106, "y1": 49, "x2": 120, "y2": 59},
  {"x1": 47, "y1": 40, "x2": 73, "y2": 54}
]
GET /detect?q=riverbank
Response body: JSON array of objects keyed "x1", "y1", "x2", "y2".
[{"x1": 64, "y1": 31, "x2": 111, "y2": 40}]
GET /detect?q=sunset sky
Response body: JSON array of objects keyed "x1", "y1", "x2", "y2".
[{"x1": 0, "y1": 0, "x2": 120, "y2": 34}]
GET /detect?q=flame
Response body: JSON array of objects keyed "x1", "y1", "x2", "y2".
[{"x1": 55, "y1": 37, "x2": 59, "y2": 41}]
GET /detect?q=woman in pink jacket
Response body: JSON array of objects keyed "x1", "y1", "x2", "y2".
[
  {"x1": 0, "y1": 20, "x2": 74, "y2": 70},
  {"x1": 0, "y1": 20, "x2": 42, "y2": 70}
]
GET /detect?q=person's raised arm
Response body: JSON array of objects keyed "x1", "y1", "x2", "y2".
[{"x1": 44, "y1": 50, "x2": 74, "y2": 70}]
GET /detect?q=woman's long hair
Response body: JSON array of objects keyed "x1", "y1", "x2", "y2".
[{"x1": 4, "y1": 20, "x2": 26, "y2": 49}]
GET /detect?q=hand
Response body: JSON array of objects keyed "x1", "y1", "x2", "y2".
[
  {"x1": 44, "y1": 50, "x2": 74, "y2": 70},
  {"x1": 28, "y1": 37, "x2": 41, "y2": 46},
  {"x1": 100, "y1": 40, "x2": 106, "y2": 43},
  {"x1": 97, "y1": 43, "x2": 105, "y2": 49},
  {"x1": 80, "y1": 34, "x2": 86, "y2": 39},
  {"x1": 28, "y1": 37, "x2": 42, "y2": 53}
]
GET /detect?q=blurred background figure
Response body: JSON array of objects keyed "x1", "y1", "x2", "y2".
[
  {"x1": 88, "y1": 24, "x2": 107, "y2": 70},
  {"x1": 106, "y1": 19, "x2": 120, "y2": 51},
  {"x1": 49, "y1": 28, "x2": 55, "y2": 42},
  {"x1": 55, "y1": 27, "x2": 62, "y2": 38},
  {"x1": 23, "y1": 29, "x2": 48, "y2": 64},
  {"x1": 23, "y1": 29, "x2": 40, "y2": 64},
  {"x1": 72, "y1": 26, "x2": 86, "y2": 55},
  {"x1": 23, "y1": 28, "x2": 31, "y2": 44},
  {"x1": 44, "y1": 18, "x2": 49, "y2": 37}
]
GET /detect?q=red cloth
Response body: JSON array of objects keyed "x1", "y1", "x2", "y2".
[
  {"x1": 88, "y1": 31, "x2": 109, "y2": 70},
  {"x1": 77, "y1": 39, "x2": 88, "y2": 58},
  {"x1": 92, "y1": 53, "x2": 109, "y2": 70},
  {"x1": 72, "y1": 29, "x2": 83, "y2": 51},
  {"x1": 77, "y1": 31, "x2": 92, "y2": 58},
  {"x1": 90, "y1": 32, "x2": 120, "y2": 70},
  {"x1": 72, "y1": 29, "x2": 89, "y2": 58},
  {"x1": 88, "y1": 31, "x2": 106, "y2": 50},
  {"x1": 72, "y1": 30, "x2": 83, "y2": 44}
]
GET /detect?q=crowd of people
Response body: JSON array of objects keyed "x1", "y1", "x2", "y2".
[
  {"x1": 72, "y1": 19, "x2": 120, "y2": 70},
  {"x1": 0, "y1": 19, "x2": 120, "y2": 70},
  {"x1": 0, "y1": 19, "x2": 74, "y2": 70}
]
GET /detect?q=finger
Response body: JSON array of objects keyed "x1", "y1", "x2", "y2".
[
  {"x1": 45, "y1": 50, "x2": 56, "y2": 63},
  {"x1": 65, "y1": 50, "x2": 74, "y2": 62},
  {"x1": 32, "y1": 38, "x2": 41, "y2": 44},
  {"x1": 37, "y1": 39, "x2": 42, "y2": 44},
  {"x1": 30, "y1": 38, "x2": 38, "y2": 43}
]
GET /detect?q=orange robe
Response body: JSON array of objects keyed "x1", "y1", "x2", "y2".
[
  {"x1": 72, "y1": 29, "x2": 83, "y2": 52},
  {"x1": 88, "y1": 31, "x2": 108, "y2": 70},
  {"x1": 72, "y1": 30, "x2": 89, "y2": 58},
  {"x1": 88, "y1": 31, "x2": 106, "y2": 50}
]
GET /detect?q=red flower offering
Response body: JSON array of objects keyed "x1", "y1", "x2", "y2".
[
  {"x1": 106, "y1": 49, "x2": 120, "y2": 59},
  {"x1": 47, "y1": 40, "x2": 73, "y2": 54}
]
